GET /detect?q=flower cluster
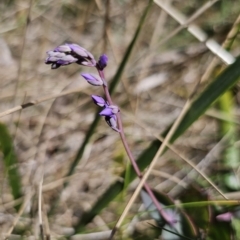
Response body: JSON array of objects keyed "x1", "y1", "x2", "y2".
[
  {"x1": 92, "y1": 95, "x2": 120, "y2": 132},
  {"x1": 45, "y1": 43, "x2": 96, "y2": 69},
  {"x1": 45, "y1": 43, "x2": 119, "y2": 132}
]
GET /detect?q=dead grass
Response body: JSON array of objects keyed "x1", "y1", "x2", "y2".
[{"x1": 0, "y1": 0, "x2": 240, "y2": 239}]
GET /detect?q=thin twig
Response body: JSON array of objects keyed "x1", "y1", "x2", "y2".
[
  {"x1": 103, "y1": 0, "x2": 110, "y2": 53},
  {"x1": 39, "y1": 174, "x2": 44, "y2": 240},
  {"x1": 12, "y1": 0, "x2": 33, "y2": 105},
  {"x1": 169, "y1": 132, "x2": 231, "y2": 197},
  {"x1": 43, "y1": 206, "x2": 51, "y2": 240},
  {"x1": 0, "y1": 87, "x2": 84, "y2": 118},
  {"x1": 3, "y1": 191, "x2": 32, "y2": 240}
]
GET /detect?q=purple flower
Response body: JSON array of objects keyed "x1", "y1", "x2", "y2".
[
  {"x1": 97, "y1": 54, "x2": 108, "y2": 70},
  {"x1": 216, "y1": 212, "x2": 233, "y2": 222},
  {"x1": 99, "y1": 105, "x2": 119, "y2": 116},
  {"x1": 67, "y1": 43, "x2": 95, "y2": 61},
  {"x1": 105, "y1": 115, "x2": 120, "y2": 132},
  {"x1": 54, "y1": 45, "x2": 71, "y2": 52},
  {"x1": 91, "y1": 96, "x2": 120, "y2": 132},
  {"x1": 45, "y1": 43, "x2": 96, "y2": 69},
  {"x1": 46, "y1": 52, "x2": 78, "y2": 69},
  {"x1": 99, "y1": 107, "x2": 113, "y2": 117},
  {"x1": 99, "y1": 105, "x2": 120, "y2": 132},
  {"x1": 92, "y1": 95, "x2": 106, "y2": 107},
  {"x1": 81, "y1": 73, "x2": 103, "y2": 86}
]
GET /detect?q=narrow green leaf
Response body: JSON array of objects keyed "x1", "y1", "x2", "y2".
[
  {"x1": 76, "y1": 180, "x2": 124, "y2": 233},
  {"x1": 169, "y1": 56, "x2": 240, "y2": 143},
  {"x1": 0, "y1": 123, "x2": 22, "y2": 209},
  {"x1": 77, "y1": 56, "x2": 240, "y2": 229},
  {"x1": 180, "y1": 185, "x2": 210, "y2": 233},
  {"x1": 219, "y1": 91, "x2": 239, "y2": 189},
  {"x1": 208, "y1": 217, "x2": 233, "y2": 240}
]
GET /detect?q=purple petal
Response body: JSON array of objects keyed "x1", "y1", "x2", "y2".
[
  {"x1": 99, "y1": 107, "x2": 113, "y2": 116},
  {"x1": 81, "y1": 73, "x2": 103, "y2": 86},
  {"x1": 54, "y1": 45, "x2": 71, "y2": 52},
  {"x1": 81, "y1": 73, "x2": 97, "y2": 81},
  {"x1": 47, "y1": 56, "x2": 58, "y2": 62},
  {"x1": 92, "y1": 95, "x2": 106, "y2": 107},
  {"x1": 46, "y1": 50, "x2": 56, "y2": 56},
  {"x1": 57, "y1": 60, "x2": 70, "y2": 65},
  {"x1": 109, "y1": 105, "x2": 119, "y2": 114},
  {"x1": 67, "y1": 44, "x2": 88, "y2": 58},
  {"x1": 61, "y1": 55, "x2": 78, "y2": 63},
  {"x1": 80, "y1": 61, "x2": 94, "y2": 66},
  {"x1": 66, "y1": 43, "x2": 95, "y2": 62},
  {"x1": 105, "y1": 115, "x2": 120, "y2": 132},
  {"x1": 97, "y1": 54, "x2": 108, "y2": 70},
  {"x1": 216, "y1": 212, "x2": 233, "y2": 222},
  {"x1": 55, "y1": 55, "x2": 77, "y2": 65},
  {"x1": 87, "y1": 51, "x2": 95, "y2": 61},
  {"x1": 54, "y1": 52, "x2": 66, "y2": 58}
]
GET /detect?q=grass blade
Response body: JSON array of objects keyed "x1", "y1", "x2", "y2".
[
  {"x1": 170, "y1": 56, "x2": 240, "y2": 142},
  {"x1": 0, "y1": 123, "x2": 22, "y2": 210}
]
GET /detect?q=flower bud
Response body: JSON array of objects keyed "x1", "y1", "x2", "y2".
[
  {"x1": 97, "y1": 54, "x2": 108, "y2": 70},
  {"x1": 58, "y1": 55, "x2": 78, "y2": 65},
  {"x1": 91, "y1": 95, "x2": 106, "y2": 107},
  {"x1": 81, "y1": 73, "x2": 103, "y2": 86},
  {"x1": 54, "y1": 45, "x2": 71, "y2": 52},
  {"x1": 99, "y1": 105, "x2": 119, "y2": 116},
  {"x1": 99, "y1": 107, "x2": 113, "y2": 117},
  {"x1": 216, "y1": 212, "x2": 233, "y2": 222},
  {"x1": 109, "y1": 105, "x2": 119, "y2": 114}
]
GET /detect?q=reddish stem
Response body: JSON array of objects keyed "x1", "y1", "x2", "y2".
[{"x1": 97, "y1": 69, "x2": 174, "y2": 225}]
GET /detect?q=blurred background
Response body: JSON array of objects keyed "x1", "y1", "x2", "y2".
[{"x1": 0, "y1": 0, "x2": 240, "y2": 239}]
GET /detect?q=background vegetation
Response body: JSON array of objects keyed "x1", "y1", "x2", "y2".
[{"x1": 0, "y1": 0, "x2": 240, "y2": 239}]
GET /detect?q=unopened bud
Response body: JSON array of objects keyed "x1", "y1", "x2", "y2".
[
  {"x1": 216, "y1": 212, "x2": 233, "y2": 222},
  {"x1": 81, "y1": 73, "x2": 103, "y2": 86},
  {"x1": 92, "y1": 95, "x2": 106, "y2": 107},
  {"x1": 54, "y1": 45, "x2": 71, "y2": 52},
  {"x1": 97, "y1": 54, "x2": 108, "y2": 70}
]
